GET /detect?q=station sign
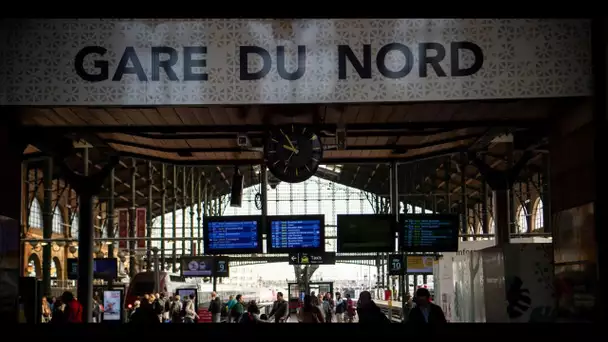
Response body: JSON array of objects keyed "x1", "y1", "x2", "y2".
[
  {"x1": 289, "y1": 252, "x2": 336, "y2": 265},
  {"x1": 388, "y1": 254, "x2": 404, "y2": 275},
  {"x1": 214, "y1": 256, "x2": 230, "y2": 278}
]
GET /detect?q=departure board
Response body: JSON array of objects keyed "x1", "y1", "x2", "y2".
[
  {"x1": 204, "y1": 216, "x2": 263, "y2": 254},
  {"x1": 268, "y1": 215, "x2": 325, "y2": 253},
  {"x1": 401, "y1": 214, "x2": 459, "y2": 252}
]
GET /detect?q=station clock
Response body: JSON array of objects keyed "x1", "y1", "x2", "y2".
[{"x1": 264, "y1": 124, "x2": 323, "y2": 183}]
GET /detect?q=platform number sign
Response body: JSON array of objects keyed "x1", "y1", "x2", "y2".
[
  {"x1": 389, "y1": 254, "x2": 404, "y2": 276},
  {"x1": 214, "y1": 256, "x2": 230, "y2": 278}
]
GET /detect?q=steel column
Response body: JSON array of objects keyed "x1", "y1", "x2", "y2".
[
  {"x1": 146, "y1": 161, "x2": 153, "y2": 271},
  {"x1": 261, "y1": 164, "x2": 268, "y2": 239},
  {"x1": 481, "y1": 180, "x2": 489, "y2": 235},
  {"x1": 77, "y1": 193, "x2": 94, "y2": 323},
  {"x1": 42, "y1": 157, "x2": 53, "y2": 296},
  {"x1": 107, "y1": 168, "x2": 115, "y2": 259},
  {"x1": 160, "y1": 164, "x2": 166, "y2": 269},
  {"x1": 196, "y1": 169, "x2": 202, "y2": 256},
  {"x1": 190, "y1": 167, "x2": 195, "y2": 254},
  {"x1": 172, "y1": 165, "x2": 178, "y2": 271},
  {"x1": 444, "y1": 158, "x2": 451, "y2": 212},
  {"x1": 460, "y1": 151, "x2": 468, "y2": 241},
  {"x1": 390, "y1": 162, "x2": 399, "y2": 220},
  {"x1": 182, "y1": 167, "x2": 187, "y2": 255},
  {"x1": 129, "y1": 159, "x2": 137, "y2": 277},
  {"x1": 493, "y1": 189, "x2": 511, "y2": 246}
]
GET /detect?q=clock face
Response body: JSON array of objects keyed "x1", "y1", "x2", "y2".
[{"x1": 264, "y1": 125, "x2": 323, "y2": 183}]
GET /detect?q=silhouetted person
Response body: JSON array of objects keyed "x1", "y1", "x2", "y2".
[
  {"x1": 407, "y1": 288, "x2": 446, "y2": 325},
  {"x1": 297, "y1": 295, "x2": 324, "y2": 323},
  {"x1": 62, "y1": 292, "x2": 83, "y2": 323},
  {"x1": 268, "y1": 292, "x2": 289, "y2": 323},
  {"x1": 130, "y1": 294, "x2": 161, "y2": 324},
  {"x1": 356, "y1": 291, "x2": 390, "y2": 324}
]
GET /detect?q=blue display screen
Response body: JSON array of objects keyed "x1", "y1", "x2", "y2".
[
  {"x1": 207, "y1": 220, "x2": 259, "y2": 251},
  {"x1": 270, "y1": 219, "x2": 322, "y2": 249}
]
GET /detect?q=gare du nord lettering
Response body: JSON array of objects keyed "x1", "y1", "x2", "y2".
[{"x1": 74, "y1": 42, "x2": 484, "y2": 82}]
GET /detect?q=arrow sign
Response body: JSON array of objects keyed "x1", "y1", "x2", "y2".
[{"x1": 289, "y1": 252, "x2": 336, "y2": 265}]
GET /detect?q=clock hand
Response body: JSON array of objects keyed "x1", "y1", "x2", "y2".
[
  {"x1": 283, "y1": 144, "x2": 300, "y2": 154},
  {"x1": 280, "y1": 129, "x2": 297, "y2": 150}
]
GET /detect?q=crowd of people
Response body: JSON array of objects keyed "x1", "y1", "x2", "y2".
[
  {"x1": 38, "y1": 287, "x2": 445, "y2": 324},
  {"x1": 40, "y1": 291, "x2": 84, "y2": 323}
]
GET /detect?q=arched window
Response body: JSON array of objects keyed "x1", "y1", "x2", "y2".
[
  {"x1": 516, "y1": 206, "x2": 527, "y2": 233},
  {"x1": 71, "y1": 213, "x2": 79, "y2": 238},
  {"x1": 481, "y1": 216, "x2": 495, "y2": 240},
  {"x1": 52, "y1": 207, "x2": 64, "y2": 234},
  {"x1": 28, "y1": 198, "x2": 44, "y2": 229},
  {"x1": 534, "y1": 199, "x2": 544, "y2": 231}
]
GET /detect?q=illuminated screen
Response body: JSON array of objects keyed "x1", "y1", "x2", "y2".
[
  {"x1": 102, "y1": 290, "x2": 123, "y2": 321},
  {"x1": 406, "y1": 256, "x2": 435, "y2": 274},
  {"x1": 67, "y1": 258, "x2": 78, "y2": 280},
  {"x1": 337, "y1": 214, "x2": 396, "y2": 253},
  {"x1": 67, "y1": 258, "x2": 117, "y2": 279},
  {"x1": 203, "y1": 216, "x2": 263, "y2": 254},
  {"x1": 181, "y1": 256, "x2": 214, "y2": 277},
  {"x1": 93, "y1": 258, "x2": 118, "y2": 279},
  {"x1": 402, "y1": 214, "x2": 459, "y2": 252},
  {"x1": 268, "y1": 215, "x2": 325, "y2": 253}
]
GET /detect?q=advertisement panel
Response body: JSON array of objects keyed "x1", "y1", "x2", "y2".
[
  {"x1": 117, "y1": 209, "x2": 128, "y2": 249},
  {"x1": 103, "y1": 290, "x2": 122, "y2": 321},
  {"x1": 136, "y1": 208, "x2": 146, "y2": 248},
  {"x1": 406, "y1": 256, "x2": 434, "y2": 274}
]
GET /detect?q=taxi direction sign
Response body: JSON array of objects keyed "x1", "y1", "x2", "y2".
[
  {"x1": 388, "y1": 254, "x2": 404, "y2": 275},
  {"x1": 289, "y1": 252, "x2": 336, "y2": 265}
]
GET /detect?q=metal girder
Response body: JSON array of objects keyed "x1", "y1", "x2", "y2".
[
  {"x1": 101, "y1": 132, "x2": 481, "y2": 154},
  {"x1": 130, "y1": 128, "x2": 456, "y2": 140},
  {"x1": 20, "y1": 120, "x2": 544, "y2": 135}
]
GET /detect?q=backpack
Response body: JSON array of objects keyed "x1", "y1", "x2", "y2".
[
  {"x1": 239, "y1": 312, "x2": 255, "y2": 324},
  {"x1": 322, "y1": 301, "x2": 331, "y2": 315},
  {"x1": 221, "y1": 304, "x2": 229, "y2": 317},
  {"x1": 180, "y1": 301, "x2": 189, "y2": 318},
  {"x1": 170, "y1": 301, "x2": 181, "y2": 317}
]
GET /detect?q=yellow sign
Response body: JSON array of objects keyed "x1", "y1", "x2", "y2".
[{"x1": 406, "y1": 256, "x2": 434, "y2": 273}]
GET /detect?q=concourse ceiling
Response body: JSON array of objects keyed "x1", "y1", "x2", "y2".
[{"x1": 13, "y1": 96, "x2": 590, "y2": 216}]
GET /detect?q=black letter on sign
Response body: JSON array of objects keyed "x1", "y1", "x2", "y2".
[
  {"x1": 376, "y1": 43, "x2": 414, "y2": 79},
  {"x1": 276, "y1": 45, "x2": 306, "y2": 81},
  {"x1": 419, "y1": 43, "x2": 447, "y2": 77},
  {"x1": 450, "y1": 42, "x2": 484, "y2": 77},
  {"x1": 74, "y1": 46, "x2": 109, "y2": 82},
  {"x1": 183, "y1": 46, "x2": 208, "y2": 81},
  {"x1": 151, "y1": 46, "x2": 178, "y2": 81},
  {"x1": 113, "y1": 47, "x2": 147, "y2": 82},
  {"x1": 240, "y1": 46, "x2": 272, "y2": 81},
  {"x1": 338, "y1": 45, "x2": 371, "y2": 80}
]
